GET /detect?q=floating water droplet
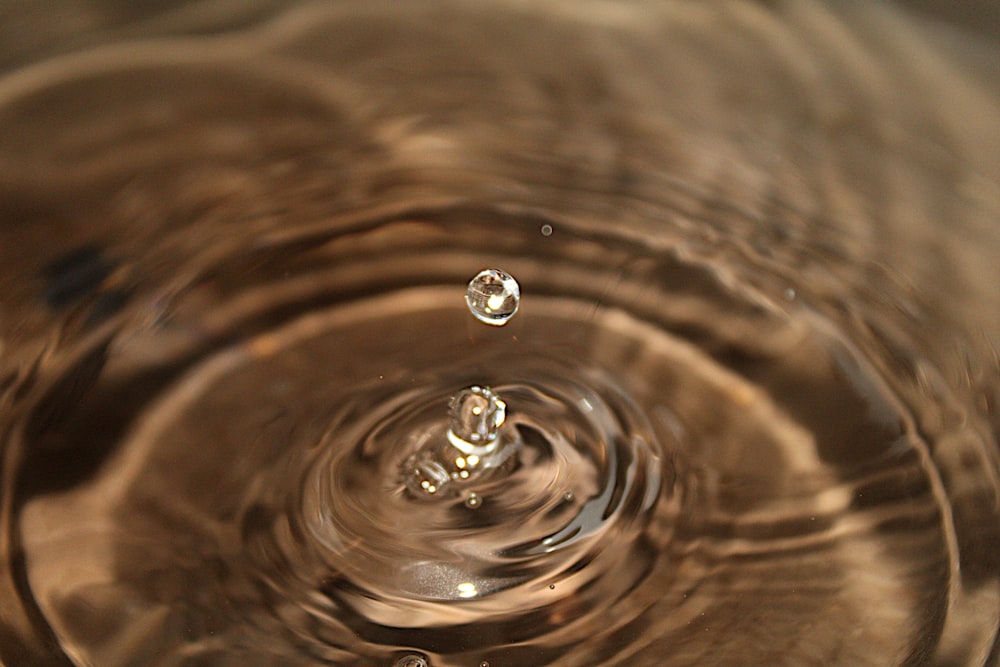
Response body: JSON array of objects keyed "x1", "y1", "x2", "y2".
[
  {"x1": 465, "y1": 268, "x2": 520, "y2": 326},
  {"x1": 540, "y1": 224, "x2": 553, "y2": 237},
  {"x1": 396, "y1": 655, "x2": 429, "y2": 667},
  {"x1": 465, "y1": 492, "x2": 482, "y2": 508}
]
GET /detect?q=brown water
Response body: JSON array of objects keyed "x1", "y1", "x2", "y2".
[{"x1": 1, "y1": 2, "x2": 999, "y2": 666}]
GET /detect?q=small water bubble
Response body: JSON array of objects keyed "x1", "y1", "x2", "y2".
[
  {"x1": 480, "y1": 662, "x2": 491, "y2": 667},
  {"x1": 784, "y1": 287, "x2": 796, "y2": 301},
  {"x1": 466, "y1": 268, "x2": 520, "y2": 326},
  {"x1": 540, "y1": 224, "x2": 553, "y2": 237},
  {"x1": 449, "y1": 385, "x2": 506, "y2": 448},
  {"x1": 396, "y1": 655, "x2": 428, "y2": 667},
  {"x1": 465, "y1": 492, "x2": 482, "y2": 509},
  {"x1": 549, "y1": 584, "x2": 556, "y2": 590},
  {"x1": 563, "y1": 491, "x2": 575, "y2": 502}
]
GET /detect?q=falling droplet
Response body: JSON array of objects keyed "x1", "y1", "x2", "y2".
[
  {"x1": 465, "y1": 492, "x2": 482, "y2": 509},
  {"x1": 465, "y1": 268, "x2": 520, "y2": 326}
]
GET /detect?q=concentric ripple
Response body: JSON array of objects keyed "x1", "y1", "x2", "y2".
[
  {"x1": 1, "y1": 1, "x2": 999, "y2": 666},
  {"x1": 7, "y1": 214, "x2": 971, "y2": 664}
]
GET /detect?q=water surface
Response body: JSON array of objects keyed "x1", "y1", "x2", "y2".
[{"x1": 1, "y1": 1, "x2": 999, "y2": 665}]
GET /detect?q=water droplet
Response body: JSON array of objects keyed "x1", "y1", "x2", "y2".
[
  {"x1": 540, "y1": 224, "x2": 553, "y2": 237},
  {"x1": 465, "y1": 492, "x2": 482, "y2": 508},
  {"x1": 448, "y1": 385, "x2": 506, "y2": 449},
  {"x1": 401, "y1": 386, "x2": 520, "y2": 501},
  {"x1": 396, "y1": 655, "x2": 429, "y2": 667},
  {"x1": 784, "y1": 287, "x2": 796, "y2": 301},
  {"x1": 480, "y1": 662, "x2": 491, "y2": 667},
  {"x1": 405, "y1": 458, "x2": 451, "y2": 497},
  {"x1": 465, "y1": 268, "x2": 520, "y2": 326},
  {"x1": 549, "y1": 584, "x2": 556, "y2": 590},
  {"x1": 563, "y1": 491, "x2": 575, "y2": 502}
]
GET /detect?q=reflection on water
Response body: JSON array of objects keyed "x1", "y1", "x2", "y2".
[{"x1": 1, "y1": 1, "x2": 999, "y2": 665}]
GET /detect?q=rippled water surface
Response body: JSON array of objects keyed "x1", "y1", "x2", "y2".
[{"x1": 1, "y1": 1, "x2": 1000, "y2": 665}]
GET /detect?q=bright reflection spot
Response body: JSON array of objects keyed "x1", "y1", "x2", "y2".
[
  {"x1": 486, "y1": 294, "x2": 506, "y2": 311},
  {"x1": 457, "y1": 582, "x2": 478, "y2": 599}
]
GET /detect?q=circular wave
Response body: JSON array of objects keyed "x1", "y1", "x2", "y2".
[{"x1": 1, "y1": 2, "x2": 998, "y2": 666}]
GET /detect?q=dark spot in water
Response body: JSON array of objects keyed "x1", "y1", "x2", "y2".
[
  {"x1": 85, "y1": 287, "x2": 132, "y2": 327},
  {"x1": 41, "y1": 245, "x2": 116, "y2": 309}
]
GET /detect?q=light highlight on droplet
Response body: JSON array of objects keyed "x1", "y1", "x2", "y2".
[{"x1": 465, "y1": 268, "x2": 520, "y2": 326}]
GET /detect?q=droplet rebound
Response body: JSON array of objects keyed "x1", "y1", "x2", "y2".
[
  {"x1": 402, "y1": 385, "x2": 520, "y2": 500},
  {"x1": 395, "y1": 655, "x2": 429, "y2": 667},
  {"x1": 402, "y1": 273, "x2": 522, "y2": 499},
  {"x1": 466, "y1": 269, "x2": 520, "y2": 326},
  {"x1": 448, "y1": 385, "x2": 505, "y2": 448}
]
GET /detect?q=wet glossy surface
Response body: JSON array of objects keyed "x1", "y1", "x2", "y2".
[{"x1": 1, "y1": 2, "x2": 999, "y2": 665}]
